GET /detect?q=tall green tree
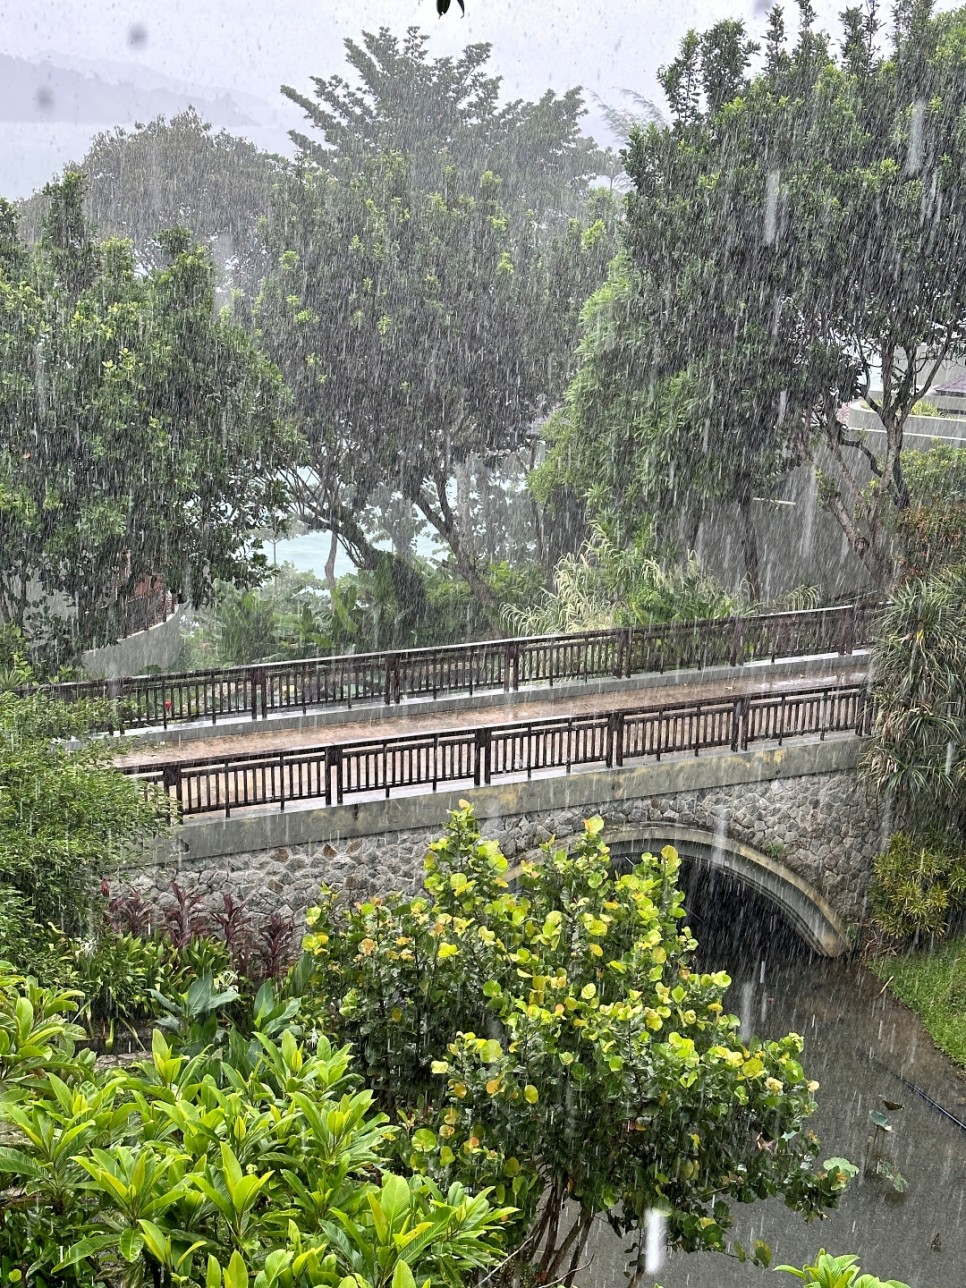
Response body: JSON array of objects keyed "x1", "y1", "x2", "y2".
[
  {"x1": 620, "y1": 0, "x2": 966, "y2": 590},
  {"x1": 16, "y1": 110, "x2": 281, "y2": 292},
  {"x1": 0, "y1": 176, "x2": 297, "y2": 652},
  {"x1": 533, "y1": 249, "x2": 796, "y2": 596},
  {"x1": 261, "y1": 30, "x2": 616, "y2": 610}
]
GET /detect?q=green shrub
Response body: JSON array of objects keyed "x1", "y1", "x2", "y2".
[
  {"x1": 300, "y1": 805, "x2": 852, "y2": 1275},
  {"x1": 870, "y1": 831, "x2": 966, "y2": 942},
  {"x1": 0, "y1": 969, "x2": 511, "y2": 1287},
  {"x1": 777, "y1": 1249, "x2": 910, "y2": 1288},
  {"x1": 0, "y1": 693, "x2": 172, "y2": 942}
]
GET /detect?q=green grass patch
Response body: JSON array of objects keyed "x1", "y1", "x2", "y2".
[{"x1": 869, "y1": 934, "x2": 966, "y2": 1068}]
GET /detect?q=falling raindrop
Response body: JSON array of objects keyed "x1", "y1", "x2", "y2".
[
  {"x1": 907, "y1": 100, "x2": 926, "y2": 175},
  {"x1": 739, "y1": 979, "x2": 755, "y2": 1041},
  {"x1": 763, "y1": 169, "x2": 780, "y2": 245},
  {"x1": 644, "y1": 1208, "x2": 666, "y2": 1275}
]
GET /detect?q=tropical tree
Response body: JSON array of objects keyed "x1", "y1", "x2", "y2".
[
  {"x1": 260, "y1": 30, "x2": 617, "y2": 611},
  {"x1": 862, "y1": 563, "x2": 966, "y2": 835},
  {"x1": 16, "y1": 109, "x2": 282, "y2": 291},
  {"x1": 533, "y1": 251, "x2": 794, "y2": 595},
  {"x1": 301, "y1": 805, "x2": 853, "y2": 1283},
  {"x1": 619, "y1": 1, "x2": 966, "y2": 591},
  {"x1": 0, "y1": 175, "x2": 297, "y2": 653},
  {"x1": 0, "y1": 693, "x2": 171, "y2": 948},
  {"x1": 281, "y1": 28, "x2": 605, "y2": 222}
]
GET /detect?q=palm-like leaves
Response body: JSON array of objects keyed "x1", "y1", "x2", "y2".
[{"x1": 862, "y1": 567, "x2": 966, "y2": 828}]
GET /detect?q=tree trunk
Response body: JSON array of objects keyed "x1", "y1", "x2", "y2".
[
  {"x1": 738, "y1": 495, "x2": 762, "y2": 602},
  {"x1": 324, "y1": 528, "x2": 339, "y2": 595},
  {"x1": 416, "y1": 481, "x2": 502, "y2": 621}
]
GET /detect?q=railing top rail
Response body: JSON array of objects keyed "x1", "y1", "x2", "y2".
[
  {"x1": 35, "y1": 598, "x2": 879, "y2": 697},
  {"x1": 127, "y1": 680, "x2": 865, "y2": 777}
]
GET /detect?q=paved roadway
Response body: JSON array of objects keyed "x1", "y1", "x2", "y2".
[{"x1": 115, "y1": 658, "x2": 869, "y2": 773}]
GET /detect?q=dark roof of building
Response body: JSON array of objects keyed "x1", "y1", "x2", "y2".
[{"x1": 933, "y1": 373, "x2": 966, "y2": 396}]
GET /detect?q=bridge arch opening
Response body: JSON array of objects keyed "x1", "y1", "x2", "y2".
[{"x1": 586, "y1": 823, "x2": 850, "y2": 958}]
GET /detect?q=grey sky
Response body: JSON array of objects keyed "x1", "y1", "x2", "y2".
[
  {"x1": 3, "y1": 1, "x2": 962, "y2": 200},
  {"x1": 5, "y1": 1, "x2": 948, "y2": 112}
]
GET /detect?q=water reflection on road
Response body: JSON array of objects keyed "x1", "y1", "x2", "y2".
[{"x1": 585, "y1": 862, "x2": 966, "y2": 1288}]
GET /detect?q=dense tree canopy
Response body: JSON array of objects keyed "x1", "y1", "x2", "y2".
[
  {"x1": 0, "y1": 175, "x2": 296, "y2": 653},
  {"x1": 533, "y1": 250, "x2": 795, "y2": 596},
  {"x1": 535, "y1": 0, "x2": 966, "y2": 596},
  {"x1": 261, "y1": 30, "x2": 616, "y2": 609},
  {"x1": 16, "y1": 111, "x2": 282, "y2": 292},
  {"x1": 615, "y1": 0, "x2": 966, "y2": 590}
]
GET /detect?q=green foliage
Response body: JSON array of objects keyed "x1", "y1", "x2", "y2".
[
  {"x1": 300, "y1": 805, "x2": 849, "y2": 1278},
  {"x1": 0, "y1": 693, "x2": 171, "y2": 942},
  {"x1": 504, "y1": 524, "x2": 738, "y2": 634},
  {"x1": 16, "y1": 109, "x2": 282, "y2": 294},
  {"x1": 861, "y1": 564, "x2": 966, "y2": 834},
  {"x1": 181, "y1": 558, "x2": 545, "y2": 667},
  {"x1": 62, "y1": 930, "x2": 172, "y2": 1043},
  {"x1": 869, "y1": 931, "x2": 966, "y2": 1069},
  {"x1": 0, "y1": 966, "x2": 91, "y2": 1099},
  {"x1": 0, "y1": 176, "x2": 297, "y2": 653},
  {"x1": 622, "y1": 4, "x2": 966, "y2": 589},
  {"x1": 894, "y1": 444, "x2": 966, "y2": 575},
  {"x1": 261, "y1": 30, "x2": 617, "y2": 610},
  {"x1": 910, "y1": 399, "x2": 940, "y2": 418},
  {"x1": 777, "y1": 1249, "x2": 910, "y2": 1288},
  {"x1": 869, "y1": 831, "x2": 966, "y2": 942},
  {"x1": 533, "y1": 245, "x2": 789, "y2": 598},
  {"x1": 0, "y1": 971, "x2": 511, "y2": 1287}
]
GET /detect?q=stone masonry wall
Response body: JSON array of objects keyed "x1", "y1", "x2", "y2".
[{"x1": 126, "y1": 762, "x2": 883, "y2": 930}]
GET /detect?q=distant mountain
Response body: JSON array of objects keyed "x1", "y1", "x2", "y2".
[
  {"x1": 0, "y1": 53, "x2": 258, "y2": 125},
  {"x1": 28, "y1": 51, "x2": 292, "y2": 130}
]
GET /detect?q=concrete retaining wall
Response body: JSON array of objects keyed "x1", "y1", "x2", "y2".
[{"x1": 82, "y1": 608, "x2": 185, "y2": 680}]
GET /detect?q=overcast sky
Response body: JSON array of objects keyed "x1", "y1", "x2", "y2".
[
  {"x1": 4, "y1": 1, "x2": 962, "y2": 201},
  {"x1": 6, "y1": 0, "x2": 946, "y2": 113}
]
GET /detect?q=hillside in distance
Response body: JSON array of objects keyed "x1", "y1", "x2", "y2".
[{"x1": 0, "y1": 52, "x2": 257, "y2": 125}]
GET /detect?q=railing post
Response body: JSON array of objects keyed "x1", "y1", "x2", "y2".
[
  {"x1": 474, "y1": 727, "x2": 492, "y2": 785},
  {"x1": 856, "y1": 685, "x2": 872, "y2": 736},
  {"x1": 844, "y1": 603, "x2": 857, "y2": 655},
  {"x1": 325, "y1": 745, "x2": 343, "y2": 805},
  {"x1": 729, "y1": 616, "x2": 741, "y2": 667},
  {"x1": 606, "y1": 712, "x2": 625, "y2": 768},
  {"x1": 507, "y1": 641, "x2": 521, "y2": 692},
  {"x1": 732, "y1": 696, "x2": 751, "y2": 752},
  {"x1": 620, "y1": 627, "x2": 634, "y2": 678},
  {"x1": 384, "y1": 654, "x2": 401, "y2": 705},
  {"x1": 248, "y1": 667, "x2": 267, "y2": 720},
  {"x1": 161, "y1": 763, "x2": 182, "y2": 809}
]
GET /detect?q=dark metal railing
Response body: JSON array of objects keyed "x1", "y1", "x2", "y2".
[
  {"x1": 125, "y1": 681, "x2": 872, "y2": 819},
  {"x1": 36, "y1": 601, "x2": 877, "y2": 733}
]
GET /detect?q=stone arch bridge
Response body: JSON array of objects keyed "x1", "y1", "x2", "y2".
[{"x1": 134, "y1": 735, "x2": 880, "y2": 958}]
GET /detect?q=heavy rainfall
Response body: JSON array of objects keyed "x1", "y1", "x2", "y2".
[{"x1": 2, "y1": 0, "x2": 966, "y2": 1285}]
